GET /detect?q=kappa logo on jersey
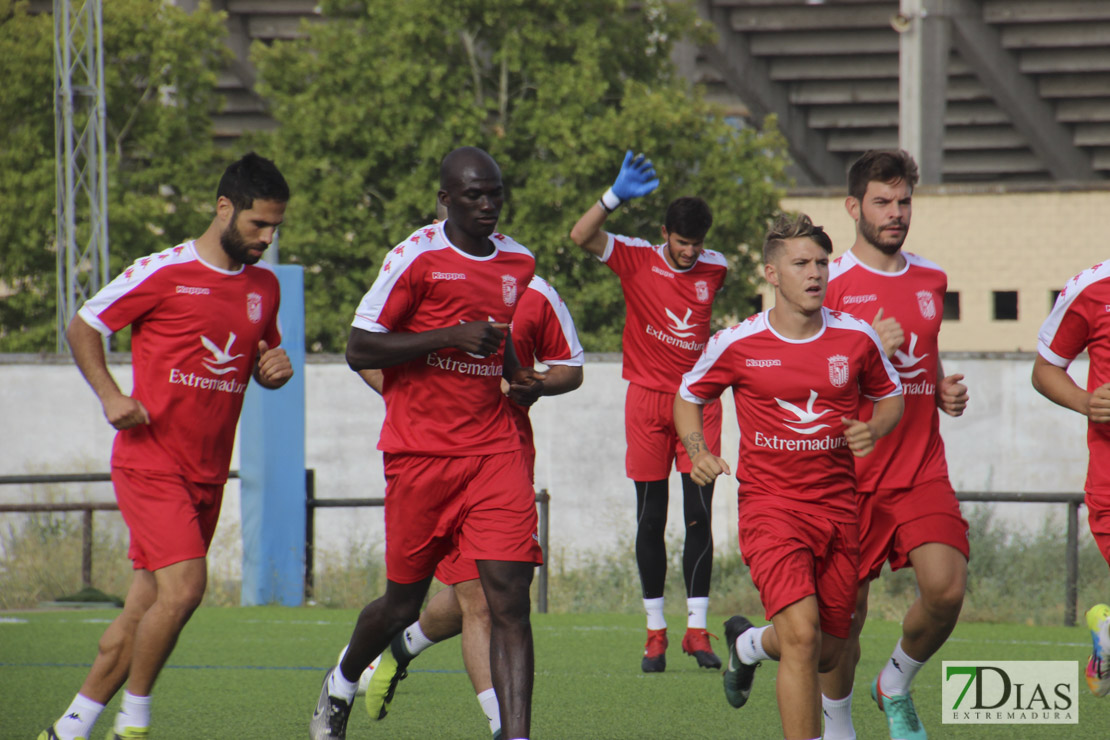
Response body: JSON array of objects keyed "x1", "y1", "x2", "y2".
[
  {"x1": 917, "y1": 290, "x2": 937, "y2": 320},
  {"x1": 828, "y1": 355, "x2": 850, "y2": 388},
  {"x1": 776, "y1": 390, "x2": 832, "y2": 435},
  {"x1": 502, "y1": 275, "x2": 518, "y2": 306},
  {"x1": 746, "y1": 358, "x2": 782, "y2": 368},
  {"x1": 246, "y1": 292, "x2": 263, "y2": 324},
  {"x1": 176, "y1": 285, "x2": 210, "y2": 296},
  {"x1": 664, "y1": 307, "x2": 699, "y2": 338},
  {"x1": 695, "y1": 280, "x2": 709, "y2": 303},
  {"x1": 843, "y1": 294, "x2": 878, "y2": 306},
  {"x1": 201, "y1": 333, "x2": 245, "y2": 375}
]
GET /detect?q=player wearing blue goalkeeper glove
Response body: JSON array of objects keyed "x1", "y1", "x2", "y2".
[
  {"x1": 599, "y1": 150, "x2": 660, "y2": 212},
  {"x1": 569, "y1": 149, "x2": 728, "y2": 674}
]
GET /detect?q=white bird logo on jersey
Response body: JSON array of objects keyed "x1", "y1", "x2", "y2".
[
  {"x1": 892, "y1": 332, "x2": 928, "y2": 379},
  {"x1": 665, "y1": 307, "x2": 698, "y2": 338},
  {"x1": 201, "y1": 333, "x2": 244, "y2": 375},
  {"x1": 776, "y1": 390, "x2": 831, "y2": 435}
]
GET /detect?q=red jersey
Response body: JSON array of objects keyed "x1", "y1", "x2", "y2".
[
  {"x1": 77, "y1": 241, "x2": 282, "y2": 484},
  {"x1": 352, "y1": 221, "x2": 535, "y2": 456},
  {"x1": 1038, "y1": 261, "x2": 1110, "y2": 495},
  {"x1": 680, "y1": 308, "x2": 902, "y2": 521},
  {"x1": 507, "y1": 275, "x2": 585, "y2": 457},
  {"x1": 825, "y1": 250, "x2": 949, "y2": 492},
  {"x1": 600, "y1": 233, "x2": 728, "y2": 393}
]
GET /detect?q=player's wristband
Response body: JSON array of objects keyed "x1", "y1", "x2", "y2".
[{"x1": 599, "y1": 187, "x2": 622, "y2": 213}]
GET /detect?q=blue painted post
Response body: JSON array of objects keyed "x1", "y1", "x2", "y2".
[{"x1": 239, "y1": 264, "x2": 306, "y2": 606}]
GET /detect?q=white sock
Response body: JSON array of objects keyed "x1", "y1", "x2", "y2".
[
  {"x1": 477, "y1": 688, "x2": 500, "y2": 735},
  {"x1": 736, "y1": 625, "x2": 771, "y2": 664},
  {"x1": 686, "y1": 597, "x2": 709, "y2": 630},
  {"x1": 54, "y1": 693, "x2": 104, "y2": 740},
  {"x1": 115, "y1": 691, "x2": 150, "y2": 732},
  {"x1": 643, "y1": 597, "x2": 666, "y2": 631},
  {"x1": 328, "y1": 663, "x2": 359, "y2": 703},
  {"x1": 879, "y1": 639, "x2": 924, "y2": 696},
  {"x1": 399, "y1": 621, "x2": 437, "y2": 658},
  {"x1": 821, "y1": 691, "x2": 855, "y2": 740}
]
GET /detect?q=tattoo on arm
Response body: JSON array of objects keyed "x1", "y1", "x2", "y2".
[{"x1": 681, "y1": 432, "x2": 707, "y2": 459}]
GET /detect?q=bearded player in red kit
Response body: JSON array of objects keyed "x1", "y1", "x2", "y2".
[
  {"x1": 39, "y1": 152, "x2": 293, "y2": 740},
  {"x1": 819, "y1": 150, "x2": 970, "y2": 740}
]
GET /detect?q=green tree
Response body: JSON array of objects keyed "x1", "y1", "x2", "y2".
[
  {"x1": 0, "y1": 0, "x2": 230, "y2": 351},
  {"x1": 252, "y1": 0, "x2": 788, "y2": 352}
]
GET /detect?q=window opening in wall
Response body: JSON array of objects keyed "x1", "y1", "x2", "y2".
[
  {"x1": 993, "y1": 291, "x2": 1018, "y2": 321},
  {"x1": 942, "y1": 291, "x2": 960, "y2": 321}
]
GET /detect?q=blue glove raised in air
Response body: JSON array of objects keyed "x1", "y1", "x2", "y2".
[{"x1": 601, "y1": 150, "x2": 659, "y2": 211}]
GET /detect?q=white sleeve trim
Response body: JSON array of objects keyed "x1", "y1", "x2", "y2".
[
  {"x1": 597, "y1": 232, "x2": 616, "y2": 263},
  {"x1": 76, "y1": 306, "x2": 113, "y2": 337},
  {"x1": 678, "y1": 380, "x2": 710, "y2": 405},
  {"x1": 1037, "y1": 342, "x2": 1073, "y2": 368}
]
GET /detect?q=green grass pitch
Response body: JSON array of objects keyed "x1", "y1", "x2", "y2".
[{"x1": 1, "y1": 607, "x2": 1106, "y2": 738}]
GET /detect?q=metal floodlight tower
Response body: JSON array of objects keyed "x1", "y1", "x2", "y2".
[{"x1": 54, "y1": 0, "x2": 109, "y2": 351}]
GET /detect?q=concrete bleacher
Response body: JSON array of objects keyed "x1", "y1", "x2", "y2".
[{"x1": 40, "y1": 1, "x2": 1110, "y2": 185}]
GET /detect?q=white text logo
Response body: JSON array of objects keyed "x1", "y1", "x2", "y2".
[
  {"x1": 426, "y1": 352, "x2": 502, "y2": 377},
  {"x1": 175, "y1": 285, "x2": 210, "y2": 295},
  {"x1": 645, "y1": 323, "x2": 704, "y2": 352},
  {"x1": 843, "y1": 294, "x2": 877, "y2": 305},
  {"x1": 746, "y1": 359, "x2": 781, "y2": 368},
  {"x1": 433, "y1": 271, "x2": 466, "y2": 280}
]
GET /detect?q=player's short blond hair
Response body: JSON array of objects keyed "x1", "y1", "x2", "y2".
[{"x1": 762, "y1": 213, "x2": 833, "y2": 264}]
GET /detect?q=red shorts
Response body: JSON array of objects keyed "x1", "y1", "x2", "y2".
[
  {"x1": 1087, "y1": 492, "x2": 1110, "y2": 566},
  {"x1": 625, "y1": 383, "x2": 722, "y2": 480},
  {"x1": 738, "y1": 504, "x2": 859, "y2": 639},
  {"x1": 435, "y1": 548, "x2": 479, "y2": 585},
  {"x1": 111, "y1": 467, "x2": 223, "y2": 572},
  {"x1": 383, "y1": 450, "x2": 542, "y2": 584},
  {"x1": 857, "y1": 478, "x2": 970, "y2": 582}
]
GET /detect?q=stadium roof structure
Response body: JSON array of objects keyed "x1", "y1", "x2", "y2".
[
  {"x1": 35, "y1": 0, "x2": 1110, "y2": 187},
  {"x1": 683, "y1": 0, "x2": 1110, "y2": 186}
]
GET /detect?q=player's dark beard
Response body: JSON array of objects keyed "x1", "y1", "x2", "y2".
[
  {"x1": 220, "y1": 218, "x2": 263, "y2": 265},
  {"x1": 859, "y1": 213, "x2": 907, "y2": 256}
]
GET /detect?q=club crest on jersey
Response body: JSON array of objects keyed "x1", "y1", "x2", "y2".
[
  {"x1": 501, "y1": 275, "x2": 518, "y2": 306},
  {"x1": 246, "y1": 292, "x2": 263, "y2": 324},
  {"x1": 828, "y1": 355, "x2": 849, "y2": 388},
  {"x1": 695, "y1": 280, "x2": 709, "y2": 303},
  {"x1": 916, "y1": 290, "x2": 937, "y2": 320}
]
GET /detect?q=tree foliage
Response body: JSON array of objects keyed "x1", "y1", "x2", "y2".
[
  {"x1": 252, "y1": 0, "x2": 789, "y2": 352},
  {"x1": 0, "y1": 0, "x2": 229, "y2": 351}
]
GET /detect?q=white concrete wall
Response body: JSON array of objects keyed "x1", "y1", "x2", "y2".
[{"x1": 0, "y1": 353, "x2": 1092, "y2": 578}]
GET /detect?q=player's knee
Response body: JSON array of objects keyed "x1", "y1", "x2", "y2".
[
  {"x1": 817, "y1": 644, "x2": 845, "y2": 673},
  {"x1": 162, "y1": 583, "x2": 205, "y2": 617},
  {"x1": 779, "y1": 624, "x2": 821, "y2": 661},
  {"x1": 924, "y1": 580, "x2": 965, "y2": 619},
  {"x1": 637, "y1": 513, "x2": 666, "y2": 538}
]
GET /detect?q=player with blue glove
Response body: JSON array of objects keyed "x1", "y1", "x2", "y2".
[{"x1": 570, "y1": 149, "x2": 730, "y2": 674}]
